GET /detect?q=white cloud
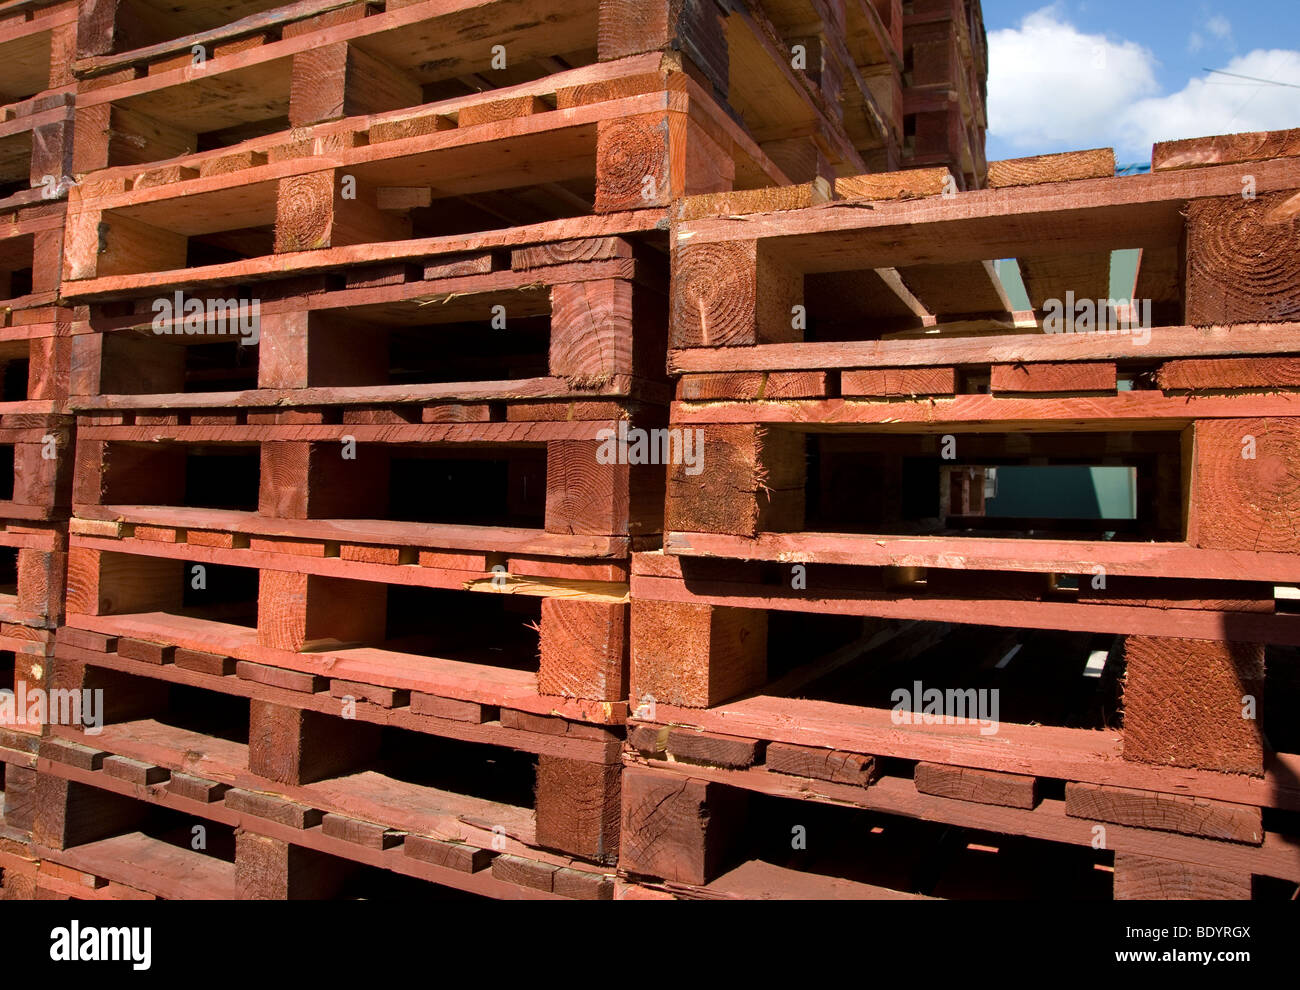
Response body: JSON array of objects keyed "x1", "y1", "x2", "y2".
[
  {"x1": 1188, "y1": 32, "x2": 1204, "y2": 54},
  {"x1": 987, "y1": 7, "x2": 1159, "y2": 151},
  {"x1": 988, "y1": 7, "x2": 1300, "y2": 162},
  {"x1": 1116, "y1": 50, "x2": 1300, "y2": 157},
  {"x1": 1206, "y1": 15, "x2": 1232, "y2": 41}
]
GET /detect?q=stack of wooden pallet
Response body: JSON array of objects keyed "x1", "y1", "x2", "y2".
[
  {"x1": 0, "y1": 0, "x2": 982, "y2": 900},
  {"x1": 6, "y1": 0, "x2": 1295, "y2": 904},
  {"x1": 902, "y1": 0, "x2": 986, "y2": 187},
  {"x1": 624, "y1": 135, "x2": 1300, "y2": 899},
  {"x1": 0, "y1": 0, "x2": 78, "y2": 901}
]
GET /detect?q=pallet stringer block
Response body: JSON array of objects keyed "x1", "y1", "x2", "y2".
[
  {"x1": 618, "y1": 764, "x2": 746, "y2": 886},
  {"x1": 289, "y1": 37, "x2": 424, "y2": 128},
  {"x1": 665, "y1": 423, "x2": 804, "y2": 537},
  {"x1": 274, "y1": 169, "x2": 412, "y2": 253},
  {"x1": 630, "y1": 598, "x2": 766, "y2": 709},
  {"x1": 257, "y1": 569, "x2": 387, "y2": 654},
  {"x1": 249, "y1": 698, "x2": 381, "y2": 786}
]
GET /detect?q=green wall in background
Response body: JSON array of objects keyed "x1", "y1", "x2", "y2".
[{"x1": 985, "y1": 466, "x2": 1137, "y2": 520}]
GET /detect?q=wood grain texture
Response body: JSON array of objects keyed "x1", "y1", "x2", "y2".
[
  {"x1": 677, "y1": 371, "x2": 829, "y2": 400},
  {"x1": 1065, "y1": 782, "x2": 1262, "y2": 844},
  {"x1": 404, "y1": 834, "x2": 494, "y2": 872},
  {"x1": 235, "y1": 830, "x2": 349, "y2": 899},
  {"x1": 248, "y1": 699, "x2": 379, "y2": 786},
  {"x1": 32, "y1": 775, "x2": 146, "y2": 850},
  {"x1": 64, "y1": 548, "x2": 182, "y2": 617},
  {"x1": 671, "y1": 240, "x2": 801, "y2": 348},
  {"x1": 841, "y1": 367, "x2": 957, "y2": 396},
  {"x1": 1185, "y1": 191, "x2": 1300, "y2": 325},
  {"x1": 834, "y1": 166, "x2": 953, "y2": 200},
  {"x1": 674, "y1": 180, "x2": 830, "y2": 222},
  {"x1": 538, "y1": 598, "x2": 627, "y2": 701},
  {"x1": 594, "y1": 113, "x2": 669, "y2": 212},
  {"x1": 1153, "y1": 127, "x2": 1300, "y2": 171},
  {"x1": 1113, "y1": 852, "x2": 1252, "y2": 900},
  {"x1": 618, "y1": 765, "x2": 746, "y2": 885},
  {"x1": 765, "y1": 742, "x2": 877, "y2": 786},
  {"x1": 987, "y1": 148, "x2": 1115, "y2": 187},
  {"x1": 289, "y1": 42, "x2": 421, "y2": 127},
  {"x1": 1121, "y1": 636, "x2": 1264, "y2": 775},
  {"x1": 630, "y1": 599, "x2": 766, "y2": 708},
  {"x1": 255, "y1": 570, "x2": 387, "y2": 654},
  {"x1": 1192, "y1": 418, "x2": 1300, "y2": 553},
  {"x1": 990, "y1": 361, "x2": 1117, "y2": 394},
  {"x1": 666, "y1": 729, "x2": 760, "y2": 768},
  {"x1": 914, "y1": 763, "x2": 1037, "y2": 809},
  {"x1": 548, "y1": 278, "x2": 634, "y2": 384},
  {"x1": 544, "y1": 439, "x2": 629, "y2": 536},
  {"x1": 665, "y1": 424, "x2": 804, "y2": 536},
  {"x1": 534, "y1": 756, "x2": 620, "y2": 864},
  {"x1": 459, "y1": 95, "x2": 548, "y2": 128},
  {"x1": 321, "y1": 813, "x2": 403, "y2": 849},
  {"x1": 1157, "y1": 357, "x2": 1300, "y2": 390}
]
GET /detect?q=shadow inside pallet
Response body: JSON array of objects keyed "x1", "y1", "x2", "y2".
[
  {"x1": 799, "y1": 429, "x2": 1181, "y2": 543},
  {"x1": 1266, "y1": 645, "x2": 1300, "y2": 754},
  {"x1": 702, "y1": 613, "x2": 1120, "y2": 735},
  {"x1": 0, "y1": 346, "x2": 31, "y2": 402},
  {"x1": 85, "y1": 553, "x2": 545, "y2": 672},
  {"x1": 41, "y1": 782, "x2": 240, "y2": 899},
  {"x1": 627, "y1": 776, "x2": 1116, "y2": 899},
  {"x1": 95, "y1": 440, "x2": 550, "y2": 528},
  {"x1": 0, "y1": 546, "x2": 16, "y2": 596},
  {"x1": 0, "y1": 234, "x2": 33, "y2": 302},
  {"x1": 772, "y1": 617, "x2": 1121, "y2": 732},
  {"x1": 382, "y1": 586, "x2": 541, "y2": 673},
  {"x1": 0, "y1": 129, "x2": 34, "y2": 200},
  {"x1": 92, "y1": 303, "x2": 557, "y2": 397}
]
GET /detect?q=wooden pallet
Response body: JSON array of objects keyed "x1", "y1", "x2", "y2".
[
  {"x1": 0, "y1": 412, "x2": 70, "y2": 520},
  {"x1": 638, "y1": 549, "x2": 1300, "y2": 645},
  {"x1": 629, "y1": 551, "x2": 1300, "y2": 781},
  {"x1": 68, "y1": 0, "x2": 901, "y2": 180},
  {"x1": 617, "y1": 764, "x2": 1275, "y2": 899},
  {"x1": 61, "y1": 523, "x2": 633, "y2": 712},
  {"x1": 0, "y1": 520, "x2": 65, "y2": 629},
  {"x1": 0, "y1": 719, "x2": 39, "y2": 899},
  {"x1": 617, "y1": 607, "x2": 1299, "y2": 898},
  {"x1": 31, "y1": 756, "x2": 612, "y2": 898},
  {"x1": 659, "y1": 417, "x2": 1300, "y2": 579},
  {"x1": 671, "y1": 141, "x2": 1299, "y2": 355},
  {"x1": 70, "y1": 406, "x2": 662, "y2": 535},
  {"x1": 68, "y1": 236, "x2": 670, "y2": 408},
  {"x1": 63, "y1": 69, "x2": 800, "y2": 288},
  {"x1": 615, "y1": 763, "x2": 1198, "y2": 899},
  {"x1": 33, "y1": 654, "x2": 621, "y2": 893},
  {"x1": 0, "y1": 734, "x2": 38, "y2": 898},
  {"x1": 0, "y1": 299, "x2": 71, "y2": 634}
]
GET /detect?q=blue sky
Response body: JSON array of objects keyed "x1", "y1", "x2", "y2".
[{"x1": 983, "y1": 1, "x2": 1300, "y2": 164}]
